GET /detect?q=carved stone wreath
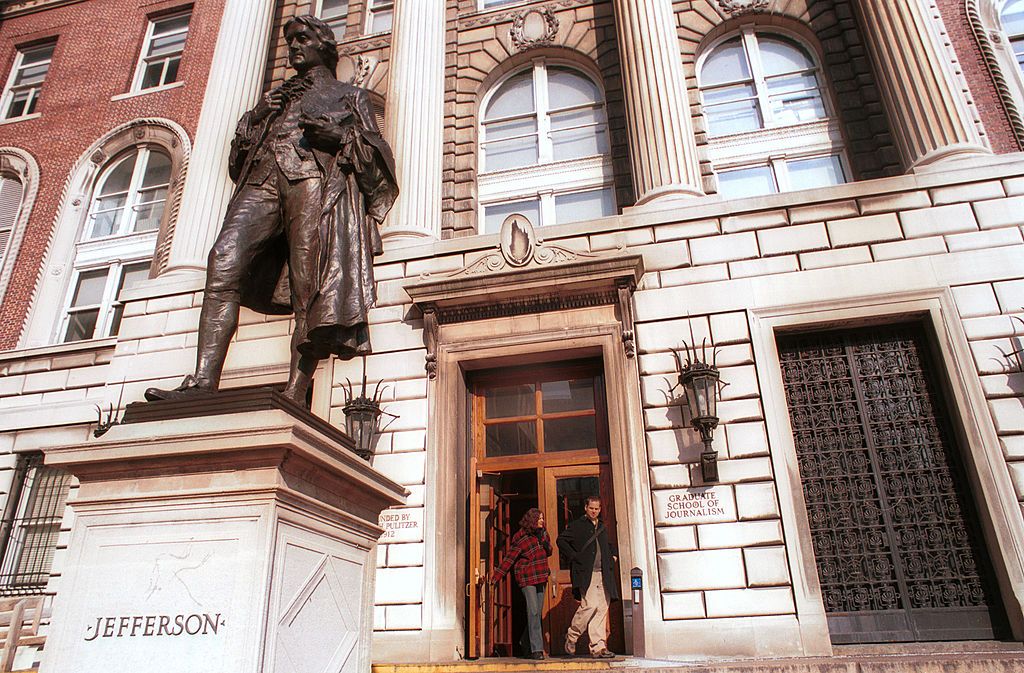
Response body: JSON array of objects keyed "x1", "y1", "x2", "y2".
[
  {"x1": 716, "y1": 0, "x2": 769, "y2": 15},
  {"x1": 510, "y1": 8, "x2": 559, "y2": 52}
]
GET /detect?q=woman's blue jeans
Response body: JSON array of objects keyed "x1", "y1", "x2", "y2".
[{"x1": 520, "y1": 583, "x2": 545, "y2": 654}]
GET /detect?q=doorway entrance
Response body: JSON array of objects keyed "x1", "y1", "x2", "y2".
[
  {"x1": 777, "y1": 322, "x2": 1008, "y2": 643},
  {"x1": 465, "y1": 360, "x2": 624, "y2": 658}
]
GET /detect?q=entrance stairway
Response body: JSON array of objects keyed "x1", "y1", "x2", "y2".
[{"x1": 372, "y1": 641, "x2": 1024, "y2": 673}]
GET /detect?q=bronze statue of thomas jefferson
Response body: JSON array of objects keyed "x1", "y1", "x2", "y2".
[{"x1": 146, "y1": 15, "x2": 398, "y2": 404}]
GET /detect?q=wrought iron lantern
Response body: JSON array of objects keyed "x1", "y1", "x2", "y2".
[
  {"x1": 676, "y1": 340, "x2": 722, "y2": 483},
  {"x1": 341, "y1": 369, "x2": 397, "y2": 461}
]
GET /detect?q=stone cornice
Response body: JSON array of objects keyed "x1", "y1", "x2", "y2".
[
  {"x1": 1, "y1": 0, "x2": 86, "y2": 18},
  {"x1": 337, "y1": 33, "x2": 393, "y2": 56}
]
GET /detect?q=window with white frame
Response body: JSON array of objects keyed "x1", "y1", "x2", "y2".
[
  {"x1": 479, "y1": 0, "x2": 525, "y2": 9},
  {"x1": 133, "y1": 11, "x2": 190, "y2": 92},
  {"x1": 698, "y1": 28, "x2": 848, "y2": 199},
  {"x1": 1002, "y1": 0, "x2": 1024, "y2": 74},
  {"x1": 1, "y1": 42, "x2": 55, "y2": 120},
  {"x1": 366, "y1": 0, "x2": 394, "y2": 34},
  {"x1": 478, "y1": 60, "x2": 615, "y2": 234},
  {"x1": 0, "y1": 175, "x2": 24, "y2": 268},
  {"x1": 317, "y1": 0, "x2": 349, "y2": 41},
  {"x1": 59, "y1": 148, "x2": 169, "y2": 342}
]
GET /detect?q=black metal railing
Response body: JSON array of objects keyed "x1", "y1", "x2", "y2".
[{"x1": 0, "y1": 454, "x2": 71, "y2": 595}]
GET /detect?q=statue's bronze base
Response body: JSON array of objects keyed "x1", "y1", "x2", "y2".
[{"x1": 123, "y1": 385, "x2": 352, "y2": 453}]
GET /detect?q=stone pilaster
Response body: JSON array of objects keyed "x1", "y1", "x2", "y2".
[
  {"x1": 855, "y1": 0, "x2": 990, "y2": 171},
  {"x1": 612, "y1": 0, "x2": 703, "y2": 205},
  {"x1": 161, "y1": 0, "x2": 276, "y2": 274},
  {"x1": 381, "y1": 0, "x2": 445, "y2": 243}
]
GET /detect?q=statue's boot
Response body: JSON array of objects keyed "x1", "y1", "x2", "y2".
[
  {"x1": 144, "y1": 297, "x2": 237, "y2": 401},
  {"x1": 280, "y1": 317, "x2": 318, "y2": 407},
  {"x1": 143, "y1": 374, "x2": 215, "y2": 402}
]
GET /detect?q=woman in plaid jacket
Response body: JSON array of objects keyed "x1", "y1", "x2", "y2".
[{"x1": 491, "y1": 508, "x2": 552, "y2": 659}]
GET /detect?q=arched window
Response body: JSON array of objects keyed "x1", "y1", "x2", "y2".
[
  {"x1": 478, "y1": 60, "x2": 615, "y2": 233},
  {"x1": 1002, "y1": 0, "x2": 1024, "y2": 73},
  {"x1": 698, "y1": 28, "x2": 848, "y2": 199},
  {"x1": 0, "y1": 174, "x2": 24, "y2": 270},
  {"x1": 58, "y1": 148, "x2": 169, "y2": 342}
]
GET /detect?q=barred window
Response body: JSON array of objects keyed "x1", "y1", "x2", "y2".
[{"x1": 0, "y1": 455, "x2": 71, "y2": 594}]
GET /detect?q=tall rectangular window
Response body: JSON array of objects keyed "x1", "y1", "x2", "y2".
[
  {"x1": 1, "y1": 42, "x2": 55, "y2": 120},
  {"x1": 366, "y1": 0, "x2": 394, "y2": 33},
  {"x1": 134, "y1": 11, "x2": 191, "y2": 92},
  {"x1": 317, "y1": 0, "x2": 349, "y2": 41},
  {"x1": 0, "y1": 454, "x2": 71, "y2": 595}
]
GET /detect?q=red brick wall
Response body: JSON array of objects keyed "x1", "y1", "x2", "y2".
[
  {"x1": 0, "y1": 0, "x2": 226, "y2": 349},
  {"x1": 937, "y1": 0, "x2": 1021, "y2": 154}
]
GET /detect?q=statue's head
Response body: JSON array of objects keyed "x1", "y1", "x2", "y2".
[{"x1": 284, "y1": 15, "x2": 339, "y2": 75}]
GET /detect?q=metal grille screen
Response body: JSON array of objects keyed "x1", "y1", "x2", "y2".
[
  {"x1": 777, "y1": 323, "x2": 1006, "y2": 643},
  {"x1": 0, "y1": 454, "x2": 70, "y2": 594}
]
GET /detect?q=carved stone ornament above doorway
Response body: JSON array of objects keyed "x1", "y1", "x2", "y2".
[
  {"x1": 405, "y1": 215, "x2": 645, "y2": 378},
  {"x1": 510, "y1": 7, "x2": 559, "y2": 52},
  {"x1": 716, "y1": 0, "x2": 769, "y2": 15}
]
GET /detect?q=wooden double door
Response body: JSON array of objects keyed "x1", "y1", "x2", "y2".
[{"x1": 466, "y1": 361, "x2": 623, "y2": 658}]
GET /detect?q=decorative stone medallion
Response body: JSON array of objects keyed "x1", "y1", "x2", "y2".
[
  {"x1": 716, "y1": 0, "x2": 769, "y2": 15},
  {"x1": 510, "y1": 8, "x2": 559, "y2": 52},
  {"x1": 499, "y1": 213, "x2": 537, "y2": 267}
]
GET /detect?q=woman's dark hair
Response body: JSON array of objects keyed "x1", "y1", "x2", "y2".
[
  {"x1": 519, "y1": 507, "x2": 544, "y2": 530},
  {"x1": 284, "y1": 15, "x2": 340, "y2": 74}
]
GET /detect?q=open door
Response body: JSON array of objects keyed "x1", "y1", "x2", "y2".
[
  {"x1": 543, "y1": 464, "x2": 622, "y2": 656},
  {"x1": 467, "y1": 469, "x2": 513, "y2": 658},
  {"x1": 467, "y1": 359, "x2": 617, "y2": 657}
]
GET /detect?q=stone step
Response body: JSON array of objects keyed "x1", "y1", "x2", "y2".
[
  {"x1": 373, "y1": 659, "x2": 614, "y2": 673},
  {"x1": 374, "y1": 644, "x2": 1024, "y2": 673}
]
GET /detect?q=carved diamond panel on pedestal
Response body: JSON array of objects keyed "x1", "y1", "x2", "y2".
[{"x1": 271, "y1": 530, "x2": 367, "y2": 673}]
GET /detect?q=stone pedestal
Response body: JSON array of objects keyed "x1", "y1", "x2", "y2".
[{"x1": 38, "y1": 391, "x2": 406, "y2": 673}]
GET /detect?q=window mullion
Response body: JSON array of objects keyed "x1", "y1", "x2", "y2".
[
  {"x1": 539, "y1": 191, "x2": 554, "y2": 227},
  {"x1": 744, "y1": 30, "x2": 772, "y2": 126},
  {"x1": 58, "y1": 269, "x2": 87, "y2": 342},
  {"x1": 535, "y1": 61, "x2": 552, "y2": 163},
  {"x1": 122, "y1": 149, "x2": 149, "y2": 235},
  {"x1": 96, "y1": 264, "x2": 122, "y2": 339},
  {"x1": 771, "y1": 156, "x2": 789, "y2": 193},
  {"x1": 1, "y1": 52, "x2": 23, "y2": 116},
  {"x1": 134, "y1": 21, "x2": 158, "y2": 90}
]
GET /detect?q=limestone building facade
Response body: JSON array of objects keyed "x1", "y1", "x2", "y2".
[{"x1": 4, "y1": 0, "x2": 1024, "y2": 667}]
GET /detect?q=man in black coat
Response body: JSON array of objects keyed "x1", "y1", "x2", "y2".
[{"x1": 556, "y1": 495, "x2": 619, "y2": 658}]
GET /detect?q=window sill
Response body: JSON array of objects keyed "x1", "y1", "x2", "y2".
[
  {"x1": 0, "y1": 112, "x2": 41, "y2": 126},
  {"x1": 0, "y1": 336, "x2": 117, "y2": 363},
  {"x1": 110, "y1": 81, "x2": 184, "y2": 102}
]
